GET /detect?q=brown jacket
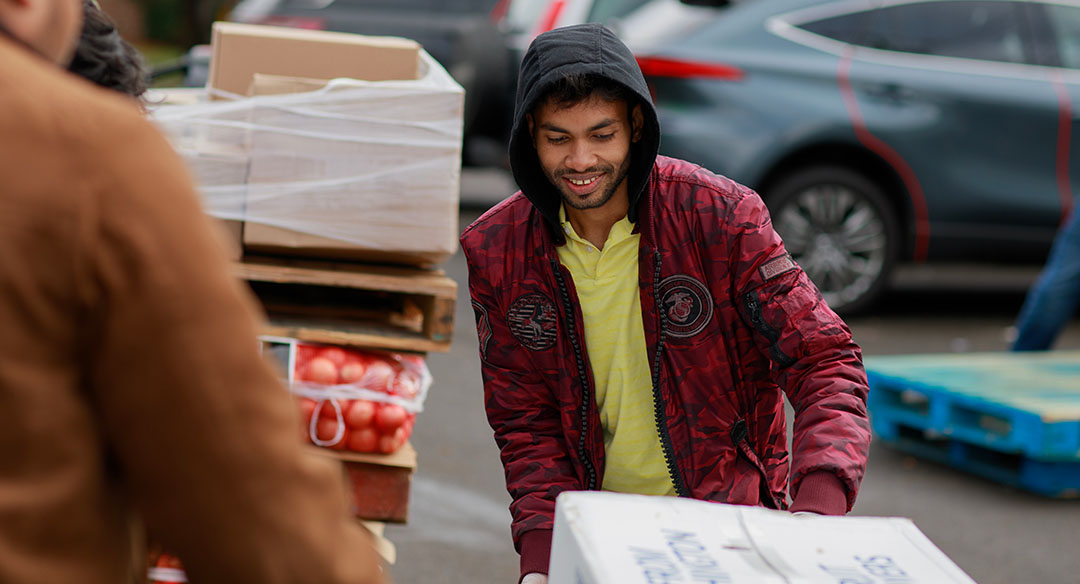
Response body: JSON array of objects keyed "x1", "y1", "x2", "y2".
[{"x1": 0, "y1": 37, "x2": 385, "y2": 584}]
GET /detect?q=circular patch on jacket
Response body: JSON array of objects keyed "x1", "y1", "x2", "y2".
[
  {"x1": 658, "y1": 275, "x2": 713, "y2": 338},
  {"x1": 506, "y1": 293, "x2": 559, "y2": 351}
]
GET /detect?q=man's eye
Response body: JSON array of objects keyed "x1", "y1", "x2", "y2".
[
  {"x1": 594, "y1": 133, "x2": 615, "y2": 141},
  {"x1": 547, "y1": 136, "x2": 568, "y2": 145}
]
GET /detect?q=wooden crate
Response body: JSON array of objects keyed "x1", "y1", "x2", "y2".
[
  {"x1": 235, "y1": 256, "x2": 456, "y2": 353},
  {"x1": 310, "y1": 443, "x2": 418, "y2": 524}
]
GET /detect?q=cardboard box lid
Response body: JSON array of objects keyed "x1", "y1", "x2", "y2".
[
  {"x1": 208, "y1": 22, "x2": 421, "y2": 98},
  {"x1": 549, "y1": 492, "x2": 976, "y2": 584}
]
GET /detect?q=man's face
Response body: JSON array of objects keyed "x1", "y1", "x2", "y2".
[
  {"x1": 530, "y1": 94, "x2": 642, "y2": 212},
  {"x1": 0, "y1": 0, "x2": 83, "y2": 65}
]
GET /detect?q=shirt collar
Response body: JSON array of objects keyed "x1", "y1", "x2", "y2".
[{"x1": 558, "y1": 204, "x2": 636, "y2": 247}]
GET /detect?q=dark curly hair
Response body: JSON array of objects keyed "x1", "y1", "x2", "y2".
[
  {"x1": 68, "y1": 0, "x2": 148, "y2": 99},
  {"x1": 541, "y1": 72, "x2": 638, "y2": 112}
]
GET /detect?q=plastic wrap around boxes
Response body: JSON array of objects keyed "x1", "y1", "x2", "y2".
[
  {"x1": 151, "y1": 23, "x2": 465, "y2": 267},
  {"x1": 550, "y1": 492, "x2": 976, "y2": 584}
]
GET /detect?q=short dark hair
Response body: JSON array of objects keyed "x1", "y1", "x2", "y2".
[
  {"x1": 68, "y1": 0, "x2": 148, "y2": 99},
  {"x1": 540, "y1": 73, "x2": 637, "y2": 112}
]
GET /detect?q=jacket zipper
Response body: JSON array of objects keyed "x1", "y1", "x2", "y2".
[
  {"x1": 650, "y1": 249, "x2": 690, "y2": 497},
  {"x1": 549, "y1": 257, "x2": 598, "y2": 491},
  {"x1": 729, "y1": 418, "x2": 782, "y2": 509},
  {"x1": 743, "y1": 292, "x2": 795, "y2": 368},
  {"x1": 740, "y1": 292, "x2": 787, "y2": 509}
]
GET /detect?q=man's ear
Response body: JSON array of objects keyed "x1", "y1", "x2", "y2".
[{"x1": 631, "y1": 104, "x2": 644, "y2": 143}]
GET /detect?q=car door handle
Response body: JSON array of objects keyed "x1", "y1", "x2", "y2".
[{"x1": 861, "y1": 83, "x2": 914, "y2": 102}]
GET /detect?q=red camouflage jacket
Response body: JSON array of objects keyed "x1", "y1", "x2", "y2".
[{"x1": 461, "y1": 156, "x2": 871, "y2": 571}]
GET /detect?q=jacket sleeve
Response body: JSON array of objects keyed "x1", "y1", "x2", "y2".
[
  {"x1": 462, "y1": 238, "x2": 581, "y2": 577},
  {"x1": 724, "y1": 189, "x2": 871, "y2": 512},
  {"x1": 80, "y1": 116, "x2": 385, "y2": 584}
]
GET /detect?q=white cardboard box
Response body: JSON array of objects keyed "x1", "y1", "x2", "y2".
[{"x1": 549, "y1": 492, "x2": 976, "y2": 584}]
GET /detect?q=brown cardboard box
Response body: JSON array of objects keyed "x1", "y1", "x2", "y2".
[
  {"x1": 238, "y1": 74, "x2": 425, "y2": 264},
  {"x1": 155, "y1": 24, "x2": 462, "y2": 268},
  {"x1": 207, "y1": 22, "x2": 420, "y2": 98},
  {"x1": 238, "y1": 67, "x2": 461, "y2": 267},
  {"x1": 311, "y1": 443, "x2": 418, "y2": 524}
]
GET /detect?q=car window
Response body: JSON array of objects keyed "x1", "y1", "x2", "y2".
[
  {"x1": 798, "y1": 11, "x2": 873, "y2": 45},
  {"x1": 1044, "y1": 3, "x2": 1080, "y2": 69},
  {"x1": 587, "y1": 0, "x2": 653, "y2": 23},
  {"x1": 799, "y1": 0, "x2": 1029, "y2": 64},
  {"x1": 872, "y1": 1, "x2": 1027, "y2": 63},
  {"x1": 286, "y1": 0, "x2": 494, "y2": 12}
]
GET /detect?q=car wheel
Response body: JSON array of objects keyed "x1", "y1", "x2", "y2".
[{"x1": 766, "y1": 166, "x2": 899, "y2": 315}]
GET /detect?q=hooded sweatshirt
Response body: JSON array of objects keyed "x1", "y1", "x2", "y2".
[
  {"x1": 509, "y1": 23, "x2": 660, "y2": 240},
  {"x1": 463, "y1": 23, "x2": 870, "y2": 580}
]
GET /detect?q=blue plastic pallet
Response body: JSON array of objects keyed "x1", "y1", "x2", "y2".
[
  {"x1": 874, "y1": 421, "x2": 1080, "y2": 498},
  {"x1": 866, "y1": 351, "x2": 1080, "y2": 461}
]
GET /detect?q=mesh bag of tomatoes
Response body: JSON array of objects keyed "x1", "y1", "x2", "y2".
[
  {"x1": 289, "y1": 343, "x2": 431, "y2": 455},
  {"x1": 147, "y1": 546, "x2": 186, "y2": 583}
]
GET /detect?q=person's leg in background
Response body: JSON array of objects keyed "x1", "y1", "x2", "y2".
[{"x1": 1013, "y1": 207, "x2": 1080, "y2": 351}]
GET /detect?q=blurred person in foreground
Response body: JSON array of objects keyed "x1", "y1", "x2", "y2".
[
  {"x1": 1012, "y1": 207, "x2": 1080, "y2": 351},
  {"x1": 460, "y1": 24, "x2": 871, "y2": 584},
  {"x1": 0, "y1": 1, "x2": 385, "y2": 583},
  {"x1": 68, "y1": 0, "x2": 148, "y2": 100}
]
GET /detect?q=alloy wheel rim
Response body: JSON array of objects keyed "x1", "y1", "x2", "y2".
[{"x1": 773, "y1": 184, "x2": 888, "y2": 309}]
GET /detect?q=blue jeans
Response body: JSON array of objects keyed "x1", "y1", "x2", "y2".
[{"x1": 1013, "y1": 207, "x2": 1080, "y2": 351}]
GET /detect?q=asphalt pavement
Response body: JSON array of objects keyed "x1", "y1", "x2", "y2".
[{"x1": 384, "y1": 168, "x2": 1080, "y2": 584}]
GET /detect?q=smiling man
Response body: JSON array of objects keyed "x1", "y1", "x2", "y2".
[{"x1": 461, "y1": 24, "x2": 872, "y2": 584}]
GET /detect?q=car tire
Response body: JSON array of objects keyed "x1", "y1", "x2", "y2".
[{"x1": 766, "y1": 166, "x2": 900, "y2": 315}]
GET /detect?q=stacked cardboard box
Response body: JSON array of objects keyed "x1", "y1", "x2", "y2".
[
  {"x1": 145, "y1": 23, "x2": 461, "y2": 578},
  {"x1": 152, "y1": 22, "x2": 465, "y2": 268}
]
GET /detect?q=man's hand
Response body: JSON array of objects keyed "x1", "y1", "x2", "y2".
[{"x1": 522, "y1": 573, "x2": 548, "y2": 584}]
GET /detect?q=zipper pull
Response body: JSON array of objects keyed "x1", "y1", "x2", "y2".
[{"x1": 729, "y1": 418, "x2": 748, "y2": 444}]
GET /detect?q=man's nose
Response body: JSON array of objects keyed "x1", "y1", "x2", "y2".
[{"x1": 565, "y1": 142, "x2": 598, "y2": 171}]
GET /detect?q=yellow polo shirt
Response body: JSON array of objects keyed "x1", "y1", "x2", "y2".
[{"x1": 555, "y1": 206, "x2": 676, "y2": 496}]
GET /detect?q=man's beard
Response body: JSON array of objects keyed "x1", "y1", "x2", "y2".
[{"x1": 552, "y1": 154, "x2": 633, "y2": 211}]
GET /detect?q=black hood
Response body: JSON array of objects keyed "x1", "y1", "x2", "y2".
[{"x1": 508, "y1": 23, "x2": 661, "y2": 243}]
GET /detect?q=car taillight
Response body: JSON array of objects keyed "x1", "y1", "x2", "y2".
[
  {"x1": 636, "y1": 56, "x2": 743, "y2": 81},
  {"x1": 490, "y1": 0, "x2": 511, "y2": 24},
  {"x1": 256, "y1": 15, "x2": 326, "y2": 30}
]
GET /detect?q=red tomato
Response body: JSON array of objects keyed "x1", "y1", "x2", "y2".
[
  {"x1": 317, "y1": 400, "x2": 339, "y2": 420},
  {"x1": 393, "y1": 425, "x2": 409, "y2": 450},
  {"x1": 315, "y1": 418, "x2": 347, "y2": 449},
  {"x1": 318, "y1": 346, "x2": 349, "y2": 368},
  {"x1": 302, "y1": 357, "x2": 338, "y2": 384},
  {"x1": 363, "y1": 360, "x2": 394, "y2": 392},
  {"x1": 297, "y1": 397, "x2": 317, "y2": 422},
  {"x1": 340, "y1": 360, "x2": 366, "y2": 384},
  {"x1": 155, "y1": 551, "x2": 185, "y2": 570},
  {"x1": 347, "y1": 427, "x2": 379, "y2": 453},
  {"x1": 377, "y1": 433, "x2": 398, "y2": 454},
  {"x1": 374, "y1": 403, "x2": 408, "y2": 434},
  {"x1": 345, "y1": 399, "x2": 376, "y2": 429}
]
